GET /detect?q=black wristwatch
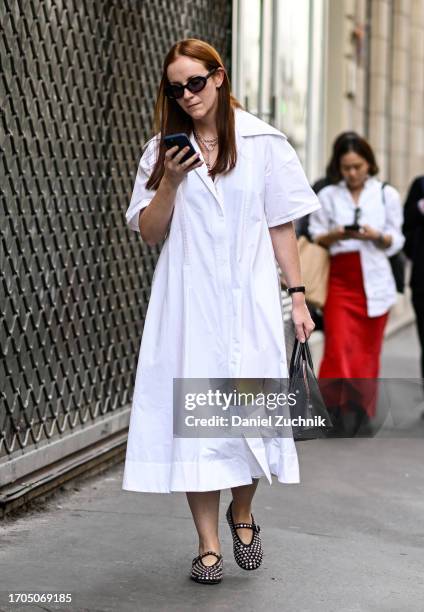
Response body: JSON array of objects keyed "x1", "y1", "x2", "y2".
[{"x1": 287, "y1": 286, "x2": 306, "y2": 295}]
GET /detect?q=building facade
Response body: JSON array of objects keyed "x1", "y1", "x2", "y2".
[
  {"x1": 231, "y1": 0, "x2": 327, "y2": 182},
  {"x1": 232, "y1": 0, "x2": 424, "y2": 194},
  {"x1": 325, "y1": 0, "x2": 424, "y2": 197}
]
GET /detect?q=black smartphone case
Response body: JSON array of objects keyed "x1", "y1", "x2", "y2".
[{"x1": 163, "y1": 133, "x2": 197, "y2": 163}]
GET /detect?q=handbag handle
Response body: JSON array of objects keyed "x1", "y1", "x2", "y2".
[
  {"x1": 289, "y1": 338, "x2": 315, "y2": 378},
  {"x1": 303, "y1": 339, "x2": 314, "y2": 371}
]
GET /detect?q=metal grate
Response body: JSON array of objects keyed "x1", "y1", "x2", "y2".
[{"x1": 0, "y1": 0, "x2": 231, "y2": 461}]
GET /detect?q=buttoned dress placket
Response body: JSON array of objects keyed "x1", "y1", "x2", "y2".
[
  {"x1": 191, "y1": 135, "x2": 251, "y2": 380},
  {"x1": 189, "y1": 135, "x2": 238, "y2": 378},
  {"x1": 188, "y1": 135, "x2": 273, "y2": 483}
]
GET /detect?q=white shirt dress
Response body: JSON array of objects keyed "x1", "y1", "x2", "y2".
[{"x1": 122, "y1": 108, "x2": 321, "y2": 493}]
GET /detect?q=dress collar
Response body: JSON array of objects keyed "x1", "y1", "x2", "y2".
[
  {"x1": 188, "y1": 108, "x2": 287, "y2": 207},
  {"x1": 234, "y1": 107, "x2": 287, "y2": 140}
]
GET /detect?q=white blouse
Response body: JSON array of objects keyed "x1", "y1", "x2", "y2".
[{"x1": 308, "y1": 177, "x2": 405, "y2": 317}]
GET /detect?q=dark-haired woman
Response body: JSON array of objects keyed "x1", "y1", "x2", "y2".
[
  {"x1": 309, "y1": 135, "x2": 404, "y2": 430},
  {"x1": 312, "y1": 131, "x2": 360, "y2": 194},
  {"x1": 296, "y1": 132, "x2": 360, "y2": 239},
  {"x1": 121, "y1": 39, "x2": 320, "y2": 583}
]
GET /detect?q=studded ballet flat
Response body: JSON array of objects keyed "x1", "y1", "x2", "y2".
[
  {"x1": 190, "y1": 550, "x2": 223, "y2": 584},
  {"x1": 226, "y1": 500, "x2": 263, "y2": 570}
]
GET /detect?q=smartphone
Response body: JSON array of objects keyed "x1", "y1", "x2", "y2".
[
  {"x1": 344, "y1": 223, "x2": 361, "y2": 231},
  {"x1": 163, "y1": 133, "x2": 198, "y2": 164}
]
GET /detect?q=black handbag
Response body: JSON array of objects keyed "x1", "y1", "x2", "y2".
[
  {"x1": 381, "y1": 182, "x2": 406, "y2": 294},
  {"x1": 288, "y1": 339, "x2": 333, "y2": 440}
]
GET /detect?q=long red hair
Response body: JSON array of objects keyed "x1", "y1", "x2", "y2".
[{"x1": 146, "y1": 38, "x2": 242, "y2": 190}]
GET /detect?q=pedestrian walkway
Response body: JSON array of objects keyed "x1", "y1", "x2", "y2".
[
  {"x1": 0, "y1": 326, "x2": 423, "y2": 612},
  {"x1": 380, "y1": 319, "x2": 421, "y2": 377}
]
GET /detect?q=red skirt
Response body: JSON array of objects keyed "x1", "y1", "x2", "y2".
[{"x1": 319, "y1": 252, "x2": 388, "y2": 418}]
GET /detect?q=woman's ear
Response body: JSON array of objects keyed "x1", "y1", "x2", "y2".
[{"x1": 214, "y1": 67, "x2": 225, "y2": 89}]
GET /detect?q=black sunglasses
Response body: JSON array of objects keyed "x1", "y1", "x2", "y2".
[{"x1": 164, "y1": 68, "x2": 218, "y2": 100}]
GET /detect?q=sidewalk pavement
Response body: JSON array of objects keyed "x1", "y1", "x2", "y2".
[{"x1": 0, "y1": 325, "x2": 423, "y2": 612}]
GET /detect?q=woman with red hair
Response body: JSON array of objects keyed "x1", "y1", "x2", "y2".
[{"x1": 122, "y1": 39, "x2": 320, "y2": 583}]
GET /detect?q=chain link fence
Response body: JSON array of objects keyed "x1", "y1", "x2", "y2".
[{"x1": 1, "y1": 0, "x2": 231, "y2": 490}]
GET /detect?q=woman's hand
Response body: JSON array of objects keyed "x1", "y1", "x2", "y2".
[
  {"x1": 330, "y1": 226, "x2": 349, "y2": 241},
  {"x1": 316, "y1": 226, "x2": 351, "y2": 247},
  {"x1": 291, "y1": 295, "x2": 315, "y2": 343},
  {"x1": 345, "y1": 223, "x2": 380, "y2": 241},
  {"x1": 163, "y1": 145, "x2": 204, "y2": 189}
]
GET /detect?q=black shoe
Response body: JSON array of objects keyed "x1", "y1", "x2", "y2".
[
  {"x1": 324, "y1": 407, "x2": 345, "y2": 438},
  {"x1": 226, "y1": 500, "x2": 263, "y2": 570},
  {"x1": 190, "y1": 551, "x2": 223, "y2": 584},
  {"x1": 355, "y1": 412, "x2": 377, "y2": 437}
]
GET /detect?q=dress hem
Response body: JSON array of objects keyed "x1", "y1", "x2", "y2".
[{"x1": 122, "y1": 458, "x2": 300, "y2": 494}]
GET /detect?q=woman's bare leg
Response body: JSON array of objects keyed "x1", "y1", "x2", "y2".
[
  {"x1": 230, "y1": 478, "x2": 260, "y2": 544},
  {"x1": 186, "y1": 490, "x2": 221, "y2": 566}
]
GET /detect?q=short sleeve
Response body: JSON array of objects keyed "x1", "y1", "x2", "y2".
[
  {"x1": 382, "y1": 184, "x2": 405, "y2": 257},
  {"x1": 264, "y1": 136, "x2": 321, "y2": 228},
  {"x1": 308, "y1": 187, "x2": 333, "y2": 239},
  {"x1": 125, "y1": 136, "x2": 159, "y2": 232}
]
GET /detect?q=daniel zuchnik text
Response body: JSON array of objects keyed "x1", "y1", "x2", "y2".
[{"x1": 185, "y1": 415, "x2": 326, "y2": 427}]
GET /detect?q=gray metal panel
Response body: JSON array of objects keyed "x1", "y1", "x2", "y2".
[{"x1": 0, "y1": 1, "x2": 231, "y2": 472}]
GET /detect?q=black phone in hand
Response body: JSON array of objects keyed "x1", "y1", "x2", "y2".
[
  {"x1": 344, "y1": 223, "x2": 361, "y2": 231},
  {"x1": 163, "y1": 133, "x2": 198, "y2": 164}
]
